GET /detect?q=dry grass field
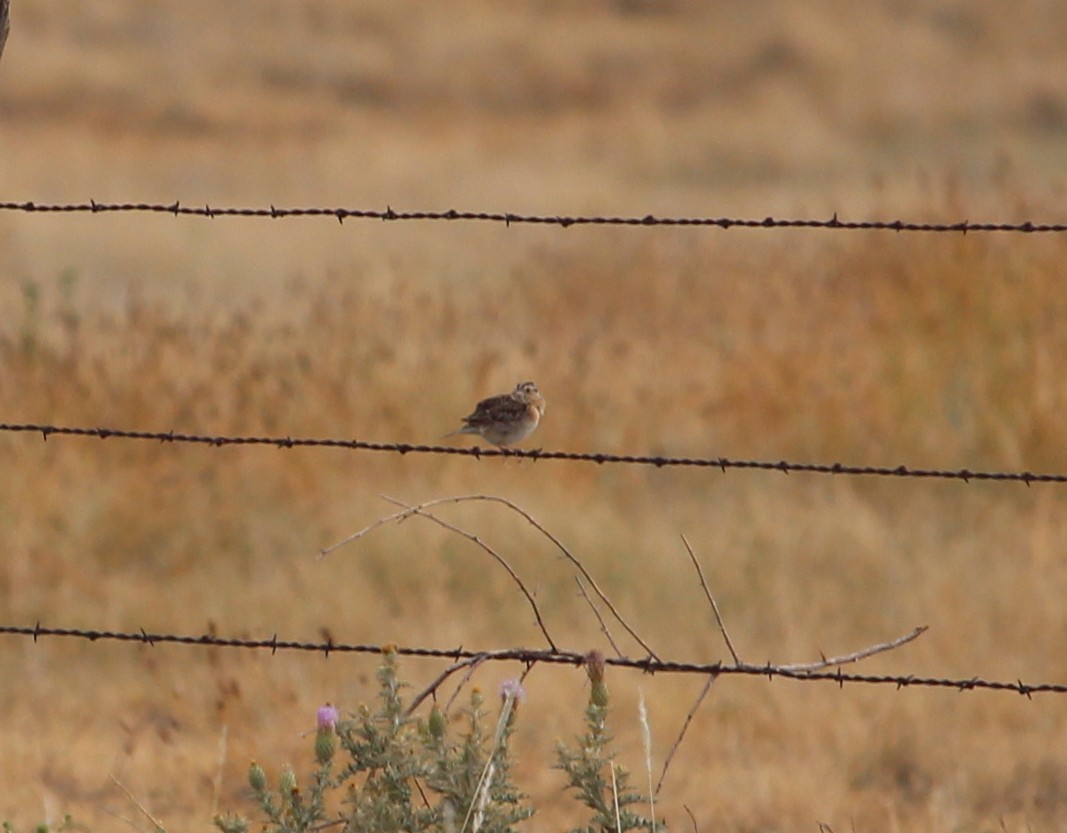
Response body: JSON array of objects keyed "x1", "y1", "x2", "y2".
[{"x1": 2, "y1": 2, "x2": 1067, "y2": 831}]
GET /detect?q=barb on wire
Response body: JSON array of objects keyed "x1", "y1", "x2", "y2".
[
  {"x1": 2, "y1": 421, "x2": 1066, "y2": 486},
  {"x1": 0, "y1": 199, "x2": 1065, "y2": 234},
  {"x1": 1, "y1": 622, "x2": 1064, "y2": 697}
]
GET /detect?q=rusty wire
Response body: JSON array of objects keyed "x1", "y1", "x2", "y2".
[
  {"x1": 0, "y1": 622, "x2": 1062, "y2": 697},
  {"x1": 0, "y1": 199, "x2": 1065, "y2": 233},
  {"x1": 1, "y1": 421, "x2": 1064, "y2": 485}
]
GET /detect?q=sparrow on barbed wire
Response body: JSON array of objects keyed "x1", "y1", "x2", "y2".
[{"x1": 443, "y1": 381, "x2": 545, "y2": 448}]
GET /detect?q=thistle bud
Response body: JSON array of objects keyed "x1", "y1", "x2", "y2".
[
  {"x1": 428, "y1": 706, "x2": 447, "y2": 740},
  {"x1": 585, "y1": 650, "x2": 609, "y2": 708},
  {"x1": 279, "y1": 765, "x2": 297, "y2": 795},
  {"x1": 315, "y1": 730, "x2": 336, "y2": 764},
  {"x1": 248, "y1": 761, "x2": 267, "y2": 793}
]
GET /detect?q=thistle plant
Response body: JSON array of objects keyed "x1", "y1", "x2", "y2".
[
  {"x1": 422, "y1": 680, "x2": 533, "y2": 833},
  {"x1": 556, "y1": 652, "x2": 664, "y2": 833},
  {"x1": 217, "y1": 647, "x2": 662, "y2": 833},
  {"x1": 215, "y1": 647, "x2": 533, "y2": 833}
]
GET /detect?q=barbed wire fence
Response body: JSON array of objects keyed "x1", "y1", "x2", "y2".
[
  {"x1": 2, "y1": 421, "x2": 1067, "y2": 484},
  {"x1": 1, "y1": 623, "x2": 1063, "y2": 697},
  {"x1": 3, "y1": 203, "x2": 1066, "y2": 673},
  {"x1": 4, "y1": 194, "x2": 1067, "y2": 826},
  {"x1": 1, "y1": 199, "x2": 1066, "y2": 233}
]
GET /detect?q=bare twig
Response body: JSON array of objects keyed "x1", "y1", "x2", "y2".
[
  {"x1": 444, "y1": 654, "x2": 493, "y2": 714},
  {"x1": 683, "y1": 805, "x2": 699, "y2": 833},
  {"x1": 463, "y1": 495, "x2": 659, "y2": 660},
  {"x1": 655, "y1": 674, "x2": 717, "y2": 795},
  {"x1": 321, "y1": 493, "x2": 657, "y2": 658},
  {"x1": 330, "y1": 494, "x2": 659, "y2": 661},
  {"x1": 574, "y1": 576, "x2": 623, "y2": 657},
  {"x1": 406, "y1": 653, "x2": 488, "y2": 717},
  {"x1": 377, "y1": 496, "x2": 558, "y2": 650},
  {"x1": 317, "y1": 504, "x2": 420, "y2": 558},
  {"x1": 651, "y1": 627, "x2": 927, "y2": 794},
  {"x1": 771, "y1": 626, "x2": 928, "y2": 673},
  {"x1": 110, "y1": 775, "x2": 167, "y2": 832},
  {"x1": 446, "y1": 647, "x2": 535, "y2": 717},
  {"x1": 680, "y1": 534, "x2": 741, "y2": 664}
]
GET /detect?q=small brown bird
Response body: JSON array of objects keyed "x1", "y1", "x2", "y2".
[{"x1": 444, "y1": 381, "x2": 545, "y2": 447}]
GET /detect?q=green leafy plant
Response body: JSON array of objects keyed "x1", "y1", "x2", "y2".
[
  {"x1": 215, "y1": 647, "x2": 535, "y2": 833},
  {"x1": 556, "y1": 652, "x2": 662, "y2": 833}
]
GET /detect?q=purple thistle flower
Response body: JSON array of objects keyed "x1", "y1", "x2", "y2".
[
  {"x1": 499, "y1": 679, "x2": 526, "y2": 706},
  {"x1": 317, "y1": 703, "x2": 340, "y2": 733}
]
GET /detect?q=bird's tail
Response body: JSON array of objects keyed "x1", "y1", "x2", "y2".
[{"x1": 440, "y1": 426, "x2": 476, "y2": 441}]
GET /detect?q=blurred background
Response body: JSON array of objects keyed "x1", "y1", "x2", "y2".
[{"x1": 1, "y1": 2, "x2": 1066, "y2": 830}]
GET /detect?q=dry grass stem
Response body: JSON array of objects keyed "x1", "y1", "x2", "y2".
[
  {"x1": 110, "y1": 775, "x2": 167, "y2": 833},
  {"x1": 680, "y1": 534, "x2": 741, "y2": 664},
  {"x1": 211, "y1": 724, "x2": 228, "y2": 818},
  {"x1": 611, "y1": 764, "x2": 622, "y2": 833},
  {"x1": 460, "y1": 691, "x2": 516, "y2": 833},
  {"x1": 639, "y1": 689, "x2": 656, "y2": 830}
]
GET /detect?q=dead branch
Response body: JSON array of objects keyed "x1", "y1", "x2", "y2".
[
  {"x1": 680, "y1": 534, "x2": 741, "y2": 664},
  {"x1": 575, "y1": 576, "x2": 624, "y2": 658},
  {"x1": 768, "y1": 626, "x2": 928, "y2": 674},
  {"x1": 377, "y1": 496, "x2": 559, "y2": 651},
  {"x1": 406, "y1": 653, "x2": 488, "y2": 717},
  {"x1": 655, "y1": 674, "x2": 717, "y2": 795},
  {"x1": 321, "y1": 493, "x2": 657, "y2": 659}
]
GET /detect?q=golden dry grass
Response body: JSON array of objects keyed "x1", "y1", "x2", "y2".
[{"x1": 1, "y1": 2, "x2": 1067, "y2": 831}]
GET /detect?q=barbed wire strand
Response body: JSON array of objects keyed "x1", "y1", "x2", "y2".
[
  {"x1": 2, "y1": 421, "x2": 1065, "y2": 485},
  {"x1": 1, "y1": 623, "x2": 1062, "y2": 696},
  {"x1": 1, "y1": 200, "x2": 1066, "y2": 234}
]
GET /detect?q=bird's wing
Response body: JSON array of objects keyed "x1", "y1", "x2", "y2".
[{"x1": 463, "y1": 393, "x2": 527, "y2": 427}]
